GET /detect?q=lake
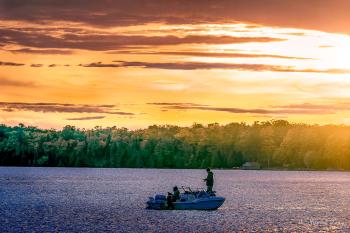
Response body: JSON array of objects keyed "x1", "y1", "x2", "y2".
[{"x1": 1, "y1": 167, "x2": 350, "y2": 232}]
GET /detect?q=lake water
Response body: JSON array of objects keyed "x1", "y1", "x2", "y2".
[{"x1": 1, "y1": 167, "x2": 350, "y2": 232}]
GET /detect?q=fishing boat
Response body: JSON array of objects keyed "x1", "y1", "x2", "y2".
[{"x1": 146, "y1": 187, "x2": 225, "y2": 210}]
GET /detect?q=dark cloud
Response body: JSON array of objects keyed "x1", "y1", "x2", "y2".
[
  {"x1": 114, "y1": 61, "x2": 286, "y2": 70},
  {"x1": 97, "y1": 104, "x2": 116, "y2": 108},
  {"x1": 79, "y1": 62, "x2": 121, "y2": 68},
  {"x1": 30, "y1": 64, "x2": 43, "y2": 67},
  {"x1": 0, "y1": 102, "x2": 134, "y2": 115},
  {"x1": 0, "y1": 61, "x2": 25, "y2": 66},
  {"x1": 153, "y1": 102, "x2": 350, "y2": 115},
  {"x1": 66, "y1": 116, "x2": 106, "y2": 120},
  {"x1": 108, "y1": 111, "x2": 135, "y2": 116},
  {"x1": 0, "y1": 77, "x2": 36, "y2": 87},
  {"x1": 0, "y1": 28, "x2": 283, "y2": 51},
  {"x1": 76, "y1": 60, "x2": 350, "y2": 73},
  {"x1": 157, "y1": 103, "x2": 335, "y2": 115},
  {"x1": 47, "y1": 64, "x2": 70, "y2": 68},
  {"x1": 8, "y1": 48, "x2": 73, "y2": 54},
  {"x1": 1, "y1": 0, "x2": 349, "y2": 34},
  {"x1": 116, "y1": 51, "x2": 311, "y2": 60},
  {"x1": 110, "y1": 61, "x2": 350, "y2": 73}
]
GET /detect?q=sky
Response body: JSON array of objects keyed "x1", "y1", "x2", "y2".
[{"x1": 1, "y1": 0, "x2": 350, "y2": 129}]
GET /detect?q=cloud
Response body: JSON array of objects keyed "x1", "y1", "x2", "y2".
[
  {"x1": 274, "y1": 102, "x2": 350, "y2": 111},
  {"x1": 66, "y1": 116, "x2": 106, "y2": 120},
  {"x1": 154, "y1": 102, "x2": 350, "y2": 115},
  {"x1": 8, "y1": 48, "x2": 73, "y2": 54},
  {"x1": 115, "y1": 61, "x2": 283, "y2": 70},
  {"x1": 108, "y1": 111, "x2": 135, "y2": 115},
  {"x1": 115, "y1": 51, "x2": 312, "y2": 60},
  {"x1": 153, "y1": 102, "x2": 335, "y2": 115},
  {"x1": 0, "y1": 102, "x2": 134, "y2": 115},
  {"x1": 174, "y1": 106, "x2": 333, "y2": 115},
  {"x1": 97, "y1": 104, "x2": 115, "y2": 108},
  {"x1": 0, "y1": 77, "x2": 36, "y2": 87},
  {"x1": 79, "y1": 62, "x2": 120, "y2": 67},
  {"x1": 30, "y1": 64, "x2": 43, "y2": 67},
  {"x1": 282, "y1": 32, "x2": 306, "y2": 36},
  {"x1": 109, "y1": 61, "x2": 350, "y2": 73},
  {"x1": 0, "y1": 61, "x2": 25, "y2": 66},
  {"x1": 1, "y1": 0, "x2": 350, "y2": 34},
  {"x1": 0, "y1": 28, "x2": 283, "y2": 51}
]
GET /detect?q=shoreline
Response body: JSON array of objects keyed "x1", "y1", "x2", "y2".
[{"x1": 0, "y1": 165, "x2": 349, "y2": 172}]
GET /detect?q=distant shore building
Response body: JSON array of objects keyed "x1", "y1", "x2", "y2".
[{"x1": 241, "y1": 162, "x2": 261, "y2": 170}]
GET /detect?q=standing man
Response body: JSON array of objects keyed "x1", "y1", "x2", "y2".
[{"x1": 204, "y1": 168, "x2": 214, "y2": 192}]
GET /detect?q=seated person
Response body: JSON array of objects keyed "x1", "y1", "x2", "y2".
[
  {"x1": 172, "y1": 186, "x2": 180, "y2": 202},
  {"x1": 167, "y1": 192, "x2": 174, "y2": 209}
]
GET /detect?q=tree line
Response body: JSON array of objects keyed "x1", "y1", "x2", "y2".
[{"x1": 0, "y1": 120, "x2": 350, "y2": 170}]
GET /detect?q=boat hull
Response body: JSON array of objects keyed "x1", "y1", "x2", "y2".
[
  {"x1": 147, "y1": 196, "x2": 225, "y2": 210},
  {"x1": 174, "y1": 197, "x2": 225, "y2": 210}
]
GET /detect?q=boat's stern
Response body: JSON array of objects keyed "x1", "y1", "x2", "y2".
[{"x1": 146, "y1": 195, "x2": 167, "y2": 210}]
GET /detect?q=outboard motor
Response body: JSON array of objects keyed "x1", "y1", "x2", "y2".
[
  {"x1": 155, "y1": 194, "x2": 166, "y2": 201},
  {"x1": 146, "y1": 194, "x2": 167, "y2": 209}
]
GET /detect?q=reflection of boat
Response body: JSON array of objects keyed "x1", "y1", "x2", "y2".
[{"x1": 146, "y1": 187, "x2": 225, "y2": 210}]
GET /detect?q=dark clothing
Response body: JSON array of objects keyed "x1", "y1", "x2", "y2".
[
  {"x1": 167, "y1": 193, "x2": 174, "y2": 209},
  {"x1": 204, "y1": 171, "x2": 214, "y2": 192},
  {"x1": 205, "y1": 171, "x2": 214, "y2": 186},
  {"x1": 172, "y1": 190, "x2": 180, "y2": 202},
  {"x1": 206, "y1": 185, "x2": 213, "y2": 193}
]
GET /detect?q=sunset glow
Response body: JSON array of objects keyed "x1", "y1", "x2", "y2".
[{"x1": 1, "y1": 1, "x2": 350, "y2": 129}]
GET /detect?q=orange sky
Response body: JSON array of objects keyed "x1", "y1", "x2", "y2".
[{"x1": 1, "y1": 0, "x2": 350, "y2": 129}]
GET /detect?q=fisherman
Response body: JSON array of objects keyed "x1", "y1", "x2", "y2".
[
  {"x1": 204, "y1": 168, "x2": 214, "y2": 192},
  {"x1": 166, "y1": 192, "x2": 174, "y2": 209},
  {"x1": 172, "y1": 186, "x2": 180, "y2": 202}
]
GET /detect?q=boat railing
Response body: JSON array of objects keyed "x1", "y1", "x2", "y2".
[{"x1": 181, "y1": 186, "x2": 210, "y2": 196}]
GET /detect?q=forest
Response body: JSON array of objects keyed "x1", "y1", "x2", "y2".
[{"x1": 0, "y1": 120, "x2": 350, "y2": 170}]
